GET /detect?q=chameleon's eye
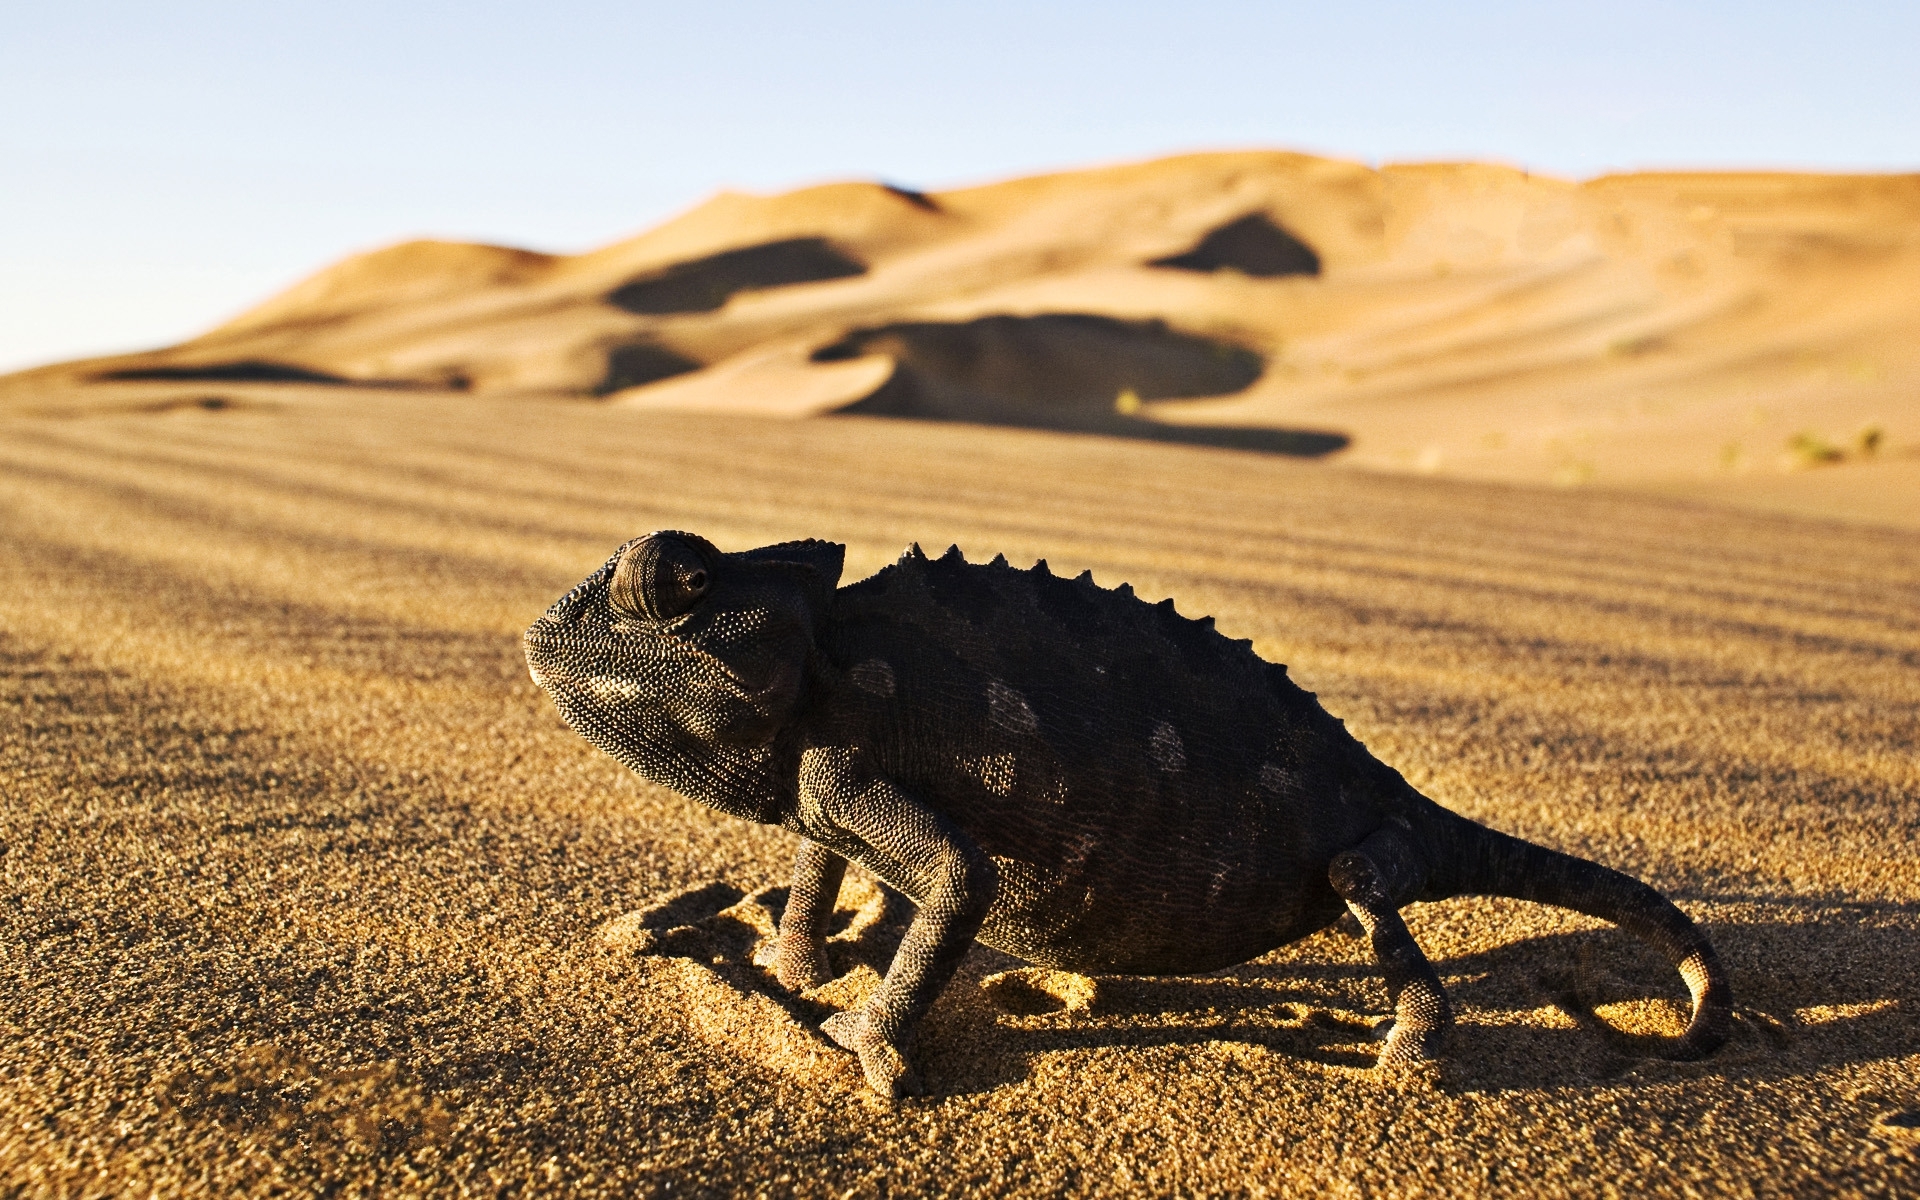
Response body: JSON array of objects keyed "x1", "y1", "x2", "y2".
[{"x1": 610, "y1": 532, "x2": 715, "y2": 622}]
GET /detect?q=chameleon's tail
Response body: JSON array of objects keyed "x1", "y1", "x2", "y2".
[{"x1": 1432, "y1": 807, "x2": 1732, "y2": 1059}]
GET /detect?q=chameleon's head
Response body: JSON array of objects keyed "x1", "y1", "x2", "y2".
[{"x1": 524, "y1": 531, "x2": 845, "y2": 803}]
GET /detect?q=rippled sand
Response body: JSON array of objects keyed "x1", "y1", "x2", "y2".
[{"x1": 3, "y1": 391, "x2": 1915, "y2": 1195}]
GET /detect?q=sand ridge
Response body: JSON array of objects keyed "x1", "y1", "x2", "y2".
[{"x1": 1, "y1": 391, "x2": 1915, "y2": 1195}]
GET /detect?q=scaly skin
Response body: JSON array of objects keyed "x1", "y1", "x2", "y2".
[{"x1": 525, "y1": 532, "x2": 1732, "y2": 1097}]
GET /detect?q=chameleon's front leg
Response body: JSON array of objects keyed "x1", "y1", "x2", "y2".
[
  {"x1": 798, "y1": 747, "x2": 996, "y2": 1098},
  {"x1": 767, "y1": 839, "x2": 847, "y2": 991}
]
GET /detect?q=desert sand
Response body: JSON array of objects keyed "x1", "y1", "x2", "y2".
[
  {"x1": 2, "y1": 385, "x2": 1916, "y2": 1195},
  {"x1": 4, "y1": 150, "x2": 1916, "y2": 530}
]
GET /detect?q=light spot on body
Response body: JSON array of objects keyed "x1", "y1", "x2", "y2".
[
  {"x1": 1150, "y1": 721, "x2": 1186, "y2": 772},
  {"x1": 988, "y1": 681, "x2": 1039, "y2": 734},
  {"x1": 1062, "y1": 832, "x2": 1098, "y2": 873},
  {"x1": 588, "y1": 677, "x2": 646, "y2": 705},
  {"x1": 1258, "y1": 762, "x2": 1296, "y2": 795},
  {"x1": 850, "y1": 657, "x2": 895, "y2": 697},
  {"x1": 1208, "y1": 865, "x2": 1233, "y2": 905},
  {"x1": 960, "y1": 753, "x2": 1018, "y2": 797}
]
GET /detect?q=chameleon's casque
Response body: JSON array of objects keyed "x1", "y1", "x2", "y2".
[{"x1": 526, "y1": 531, "x2": 1732, "y2": 1096}]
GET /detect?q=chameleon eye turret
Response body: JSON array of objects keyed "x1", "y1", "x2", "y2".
[{"x1": 610, "y1": 530, "x2": 718, "y2": 622}]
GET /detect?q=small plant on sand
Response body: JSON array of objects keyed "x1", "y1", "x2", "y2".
[
  {"x1": 1787, "y1": 431, "x2": 1845, "y2": 468},
  {"x1": 1858, "y1": 426, "x2": 1884, "y2": 457},
  {"x1": 1552, "y1": 459, "x2": 1596, "y2": 486}
]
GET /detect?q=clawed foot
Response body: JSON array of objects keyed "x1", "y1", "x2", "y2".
[
  {"x1": 1373, "y1": 1017, "x2": 1448, "y2": 1068},
  {"x1": 758, "y1": 934, "x2": 835, "y2": 993},
  {"x1": 821, "y1": 1008, "x2": 923, "y2": 1098}
]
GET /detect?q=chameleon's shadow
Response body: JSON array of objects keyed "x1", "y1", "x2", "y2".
[
  {"x1": 1423, "y1": 913, "x2": 1917, "y2": 1096},
  {"x1": 914, "y1": 914, "x2": 1918, "y2": 1099},
  {"x1": 636, "y1": 880, "x2": 1916, "y2": 1100}
]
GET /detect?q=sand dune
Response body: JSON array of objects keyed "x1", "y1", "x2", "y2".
[
  {"x1": 2, "y1": 151, "x2": 1916, "y2": 1193},
  {"x1": 5, "y1": 151, "x2": 1915, "y2": 526},
  {"x1": 1, "y1": 392, "x2": 1915, "y2": 1194}
]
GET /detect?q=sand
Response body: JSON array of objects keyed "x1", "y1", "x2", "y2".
[
  {"x1": 2, "y1": 389, "x2": 1915, "y2": 1196},
  {"x1": 6, "y1": 151, "x2": 1916, "y2": 533}
]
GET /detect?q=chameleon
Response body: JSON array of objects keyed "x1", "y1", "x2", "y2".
[{"x1": 524, "y1": 530, "x2": 1732, "y2": 1096}]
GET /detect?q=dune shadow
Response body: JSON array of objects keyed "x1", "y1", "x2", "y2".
[
  {"x1": 814, "y1": 314, "x2": 1348, "y2": 458},
  {"x1": 606, "y1": 237, "x2": 867, "y2": 315},
  {"x1": 97, "y1": 360, "x2": 353, "y2": 385},
  {"x1": 880, "y1": 183, "x2": 940, "y2": 212},
  {"x1": 840, "y1": 380, "x2": 1351, "y2": 457},
  {"x1": 593, "y1": 341, "x2": 703, "y2": 395},
  {"x1": 1059, "y1": 415, "x2": 1349, "y2": 457},
  {"x1": 103, "y1": 394, "x2": 281, "y2": 416},
  {"x1": 92, "y1": 359, "x2": 459, "y2": 390},
  {"x1": 1150, "y1": 212, "x2": 1322, "y2": 278}
]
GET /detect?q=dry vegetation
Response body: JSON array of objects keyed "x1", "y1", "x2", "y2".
[{"x1": 2, "y1": 389, "x2": 1916, "y2": 1195}]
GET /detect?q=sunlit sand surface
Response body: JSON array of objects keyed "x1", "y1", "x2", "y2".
[{"x1": 2, "y1": 391, "x2": 1915, "y2": 1194}]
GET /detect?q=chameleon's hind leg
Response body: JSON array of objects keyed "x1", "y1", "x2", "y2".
[
  {"x1": 1328, "y1": 825, "x2": 1452, "y2": 1067},
  {"x1": 765, "y1": 839, "x2": 848, "y2": 992}
]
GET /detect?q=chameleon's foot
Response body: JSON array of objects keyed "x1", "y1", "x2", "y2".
[
  {"x1": 766, "y1": 934, "x2": 836, "y2": 992},
  {"x1": 1329, "y1": 834, "x2": 1455, "y2": 1072},
  {"x1": 1374, "y1": 1016, "x2": 1448, "y2": 1067},
  {"x1": 821, "y1": 1008, "x2": 923, "y2": 1098}
]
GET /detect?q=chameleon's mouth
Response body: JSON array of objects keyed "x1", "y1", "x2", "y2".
[
  {"x1": 522, "y1": 614, "x2": 596, "y2": 695},
  {"x1": 520, "y1": 613, "x2": 755, "y2": 707}
]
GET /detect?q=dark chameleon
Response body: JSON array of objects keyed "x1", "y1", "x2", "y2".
[{"x1": 524, "y1": 531, "x2": 1732, "y2": 1096}]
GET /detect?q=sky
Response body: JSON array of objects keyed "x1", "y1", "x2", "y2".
[{"x1": 2, "y1": 0, "x2": 1916, "y2": 373}]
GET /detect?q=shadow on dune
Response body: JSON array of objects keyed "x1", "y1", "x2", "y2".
[
  {"x1": 1150, "y1": 212, "x2": 1322, "y2": 278},
  {"x1": 880, "y1": 182, "x2": 941, "y2": 212},
  {"x1": 97, "y1": 360, "x2": 356, "y2": 385},
  {"x1": 815, "y1": 313, "x2": 1349, "y2": 457},
  {"x1": 92, "y1": 359, "x2": 466, "y2": 390},
  {"x1": 593, "y1": 341, "x2": 703, "y2": 395},
  {"x1": 606, "y1": 237, "x2": 867, "y2": 315}
]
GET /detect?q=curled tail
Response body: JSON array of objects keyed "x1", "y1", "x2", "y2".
[{"x1": 1430, "y1": 808, "x2": 1732, "y2": 1059}]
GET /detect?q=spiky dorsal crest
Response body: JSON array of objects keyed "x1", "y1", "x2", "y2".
[{"x1": 856, "y1": 542, "x2": 1258, "y2": 682}]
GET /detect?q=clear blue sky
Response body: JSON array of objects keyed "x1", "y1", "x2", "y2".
[{"x1": 3, "y1": 0, "x2": 1915, "y2": 372}]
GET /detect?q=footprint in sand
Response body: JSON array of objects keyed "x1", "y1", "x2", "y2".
[
  {"x1": 1875, "y1": 1109, "x2": 1920, "y2": 1141},
  {"x1": 596, "y1": 877, "x2": 908, "y2": 1088}
]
